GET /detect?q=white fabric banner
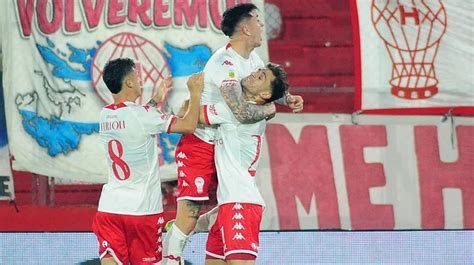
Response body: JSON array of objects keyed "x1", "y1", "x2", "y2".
[
  {"x1": 0, "y1": 0, "x2": 267, "y2": 183},
  {"x1": 258, "y1": 114, "x2": 474, "y2": 230},
  {"x1": 0, "y1": 145, "x2": 14, "y2": 201},
  {"x1": 354, "y1": 0, "x2": 474, "y2": 110}
]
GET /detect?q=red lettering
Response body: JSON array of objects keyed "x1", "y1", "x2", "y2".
[
  {"x1": 129, "y1": 0, "x2": 152, "y2": 26},
  {"x1": 266, "y1": 124, "x2": 340, "y2": 229},
  {"x1": 108, "y1": 0, "x2": 126, "y2": 25},
  {"x1": 340, "y1": 125, "x2": 394, "y2": 229},
  {"x1": 400, "y1": 5, "x2": 420, "y2": 25},
  {"x1": 153, "y1": 0, "x2": 171, "y2": 27},
  {"x1": 36, "y1": 0, "x2": 63, "y2": 34},
  {"x1": 65, "y1": 0, "x2": 81, "y2": 32},
  {"x1": 174, "y1": 0, "x2": 207, "y2": 28},
  {"x1": 416, "y1": 126, "x2": 474, "y2": 229},
  {"x1": 16, "y1": 0, "x2": 35, "y2": 37},
  {"x1": 82, "y1": 0, "x2": 105, "y2": 29}
]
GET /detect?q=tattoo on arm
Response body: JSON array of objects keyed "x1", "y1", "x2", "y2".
[
  {"x1": 220, "y1": 83, "x2": 276, "y2": 124},
  {"x1": 186, "y1": 200, "x2": 203, "y2": 219},
  {"x1": 147, "y1": 98, "x2": 158, "y2": 107}
]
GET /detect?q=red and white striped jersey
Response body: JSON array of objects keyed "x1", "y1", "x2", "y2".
[
  {"x1": 194, "y1": 43, "x2": 265, "y2": 144},
  {"x1": 202, "y1": 100, "x2": 266, "y2": 207},
  {"x1": 98, "y1": 102, "x2": 175, "y2": 215}
]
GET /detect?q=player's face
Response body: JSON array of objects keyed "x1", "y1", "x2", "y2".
[
  {"x1": 242, "y1": 68, "x2": 275, "y2": 100},
  {"x1": 125, "y1": 69, "x2": 142, "y2": 97},
  {"x1": 246, "y1": 10, "x2": 264, "y2": 48}
]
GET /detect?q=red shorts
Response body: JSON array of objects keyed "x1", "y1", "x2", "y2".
[
  {"x1": 92, "y1": 211, "x2": 164, "y2": 264},
  {"x1": 175, "y1": 134, "x2": 217, "y2": 201},
  {"x1": 205, "y1": 203, "x2": 263, "y2": 260}
]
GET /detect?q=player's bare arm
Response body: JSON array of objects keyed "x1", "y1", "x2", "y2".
[
  {"x1": 146, "y1": 76, "x2": 173, "y2": 107},
  {"x1": 219, "y1": 82, "x2": 276, "y2": 124},
  {"x1": 169, "y1": 73, "x2": 204, "y2": 134}
]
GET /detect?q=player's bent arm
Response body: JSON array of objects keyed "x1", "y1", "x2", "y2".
[
  {"x1": 168, "y1": 91, "x2": 201, "y2": 134},
  {"x1": 168, "y1": 72, "x2": 204, "y2": 133},
  {"x1": 219, "y1": 83, "x2": 276, "y2": 124}
]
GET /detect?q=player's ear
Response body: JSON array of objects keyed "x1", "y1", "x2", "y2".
[
  {"x1": 124, "y1": 76, "x2": 133, "y2": 88},
  {"x1": 241, "y1": 23, "x2": 251, "y2": 36},
  {"x1": 260, "y1": 91, "x2": 271, "y2": 100}
]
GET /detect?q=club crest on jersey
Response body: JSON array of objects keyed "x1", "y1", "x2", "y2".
[
  {"x1": 222, "y1": 59, "x2": 234, "y2": 66},
  {"x1": 195, "y1": 177, "x2": 205, "y2": 193},
  {"x1": 228, "y1": 70, "x2": 236, "y2": 78}
]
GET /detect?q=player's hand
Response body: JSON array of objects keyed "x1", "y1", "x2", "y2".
[
  {"x1": 287, "y1": 94, "x2": 304, "y2": 113},
  {"x1": 187, "y1": 72, "x2": 204, "y2": 95},
  {"x1": 152, "y1": 76, "x2": 172, "y2": 103}
]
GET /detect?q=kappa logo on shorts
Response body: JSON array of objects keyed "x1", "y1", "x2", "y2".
[
  {"x1": 176, "y1": 152, "x2": 187, "y2": 159},
  {"x1": 232, "y1": 222, "x2": 245, "y2": 230},
  {"x1": 182, "y1": 180, "x2": 189, "y2": 187},
  {"x1": 232, "y1": 203, "x2": 243, "y2": 210},
  {"x1": 195, "y1": 177, "x2": 205, "y2": 193},
  {"x1": 179, "y1": 170, "x2": 187, "y2": 177},
  {"x1": 232, "y1": 212, "x2": 244, "y2": 220},
  {"x1": 177, "y1": 161, "x2": 184, "y2": 167},
  {"x1": 232, "y1": 232, "x2": 245, "y2": 240}
]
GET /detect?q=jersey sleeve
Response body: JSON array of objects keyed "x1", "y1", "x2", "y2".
[
  {"x1": 202, "y1": 102, "x2": 234, "y2": 125},
  {"x1": 134, "y1": 105, "x2": 176, "y2": 135}
]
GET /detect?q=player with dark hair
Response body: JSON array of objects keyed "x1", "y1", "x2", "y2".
[
  {"x1": 92, "y1": 58, "x2": 203, "y2": 265},
  {"x1": 202, "y1": 64, "x2": 289, "y2": 265},
  {"x1": 162, "y1": 4, "x2": 303, "y2": 264}
]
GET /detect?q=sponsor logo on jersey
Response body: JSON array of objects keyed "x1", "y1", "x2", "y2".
[
  {"x1": 195, "y1": 177, "x2": 205, "y2": 193},
  {"x1": 222, "y1": 59, "x2": 234, "y2": 66},
  {"x1": 232, "y1": 232, "x2": 245, "y2": 240},
  {"x1": 221, "y1": 79, "x2": 238, "y2": 87},
  {"x1": 143, "y1": 105, "x2": 151, "y2": 112},
  {"x1": 232, "y1": 212, "x2": 244, "y2": 220},
  {"x1": 232, "y1": 222, "x2": 245, "y2": 230}
]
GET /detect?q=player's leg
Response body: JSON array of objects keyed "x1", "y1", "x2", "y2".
[
  {"x1": 205, "y1": 208, "x2": 226, "y2": 265},
  {"x1": 163, "y1": 134, "x2": 217, "y2": 264},
  {"x1": 127, "y1": 213, "x2": 165, "y2": 264},
  {"x1": 220, "y1": 203, "x2": 263, "y2": 265},
  {"x1": 100, "y1": 257, "x2": 118, "y2": 265},
  {"x1": 92, "y1": 212, "x2": 129, "y2": 265},
  {"x1": 163, "y1": 199, "x2": 203, "y2": 264}
]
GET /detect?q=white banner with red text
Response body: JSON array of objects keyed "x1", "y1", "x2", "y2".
[
  {"x1": 350, "y1": 0, "x2": 474, "y2": 114},
  {"x1": 0, "y1": 0, "x2": 267, "y2": 182},
  {"x1": 258, "y1": 114, "x2": 474, "y2": 230}
]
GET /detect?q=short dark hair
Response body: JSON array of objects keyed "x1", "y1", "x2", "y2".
[
  {"x1": 266, "y1": 63, "x2": 289, "y2": 103},
  {"x1": 221, "y1": 3, "x2": 258, "y2": 37},
  {"x1": 102, "y1": 58, "x2": 135, "y2": 94}
]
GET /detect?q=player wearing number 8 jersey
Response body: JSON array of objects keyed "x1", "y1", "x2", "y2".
[{"x1": 92, "y1": 58, "x2": 204, "y2": 265}]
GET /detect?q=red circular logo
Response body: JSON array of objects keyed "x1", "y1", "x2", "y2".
[{"x1": 91, "y1": 32, "x2": 170, "y2": 104}]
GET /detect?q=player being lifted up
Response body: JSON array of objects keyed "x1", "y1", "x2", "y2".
[
  {"x1": 202, "y1": 63, "x2": 289, "y2": 265},
  {"x1": 163, "y1": 4, "x2": 303, "y2": 264}
]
